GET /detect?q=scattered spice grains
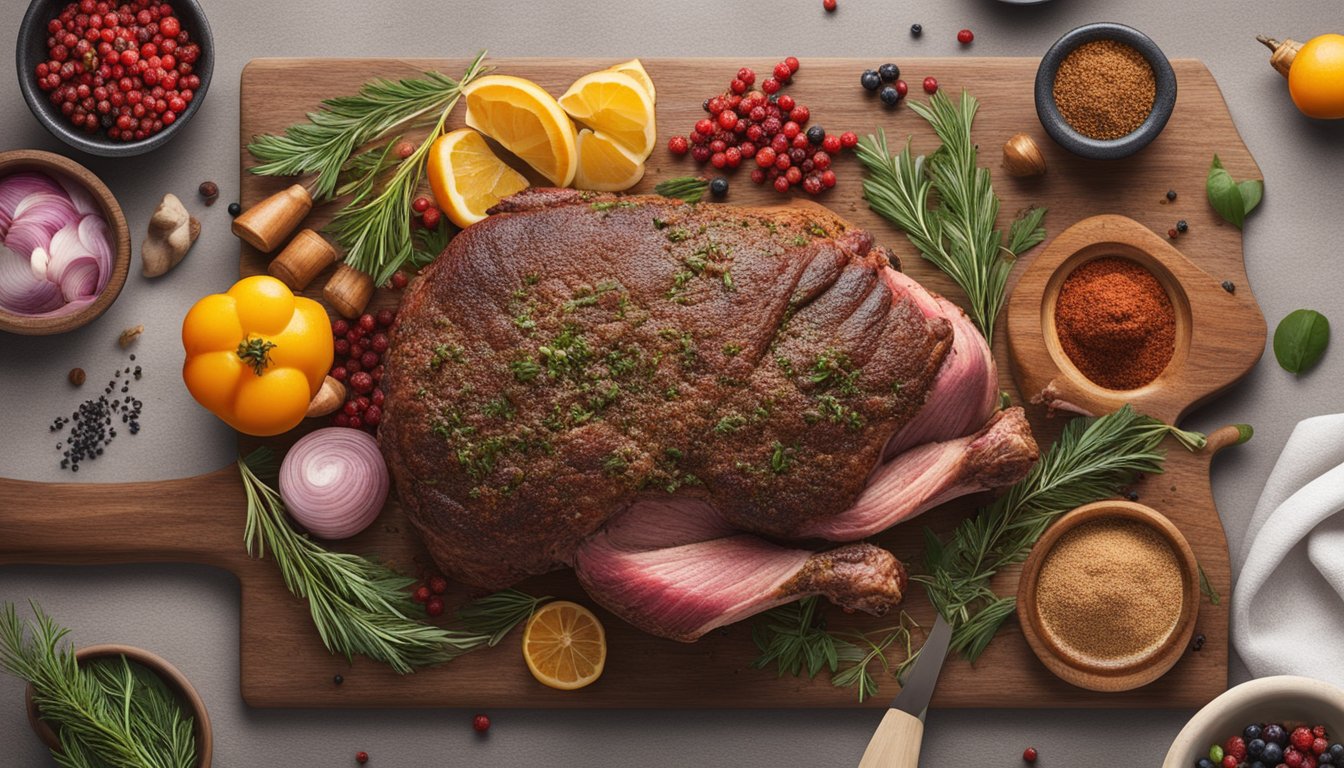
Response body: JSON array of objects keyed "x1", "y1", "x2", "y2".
[
  {"x1": 1053, "y1": 40, "x2": 1156, "y2": 140},
  {"x1": 1054, "y1": 257, "x2": 1176, "y2": 390},
  {"x1": 1036, "y1": 518, "x2": 1183, "y2": 661},
  {"x1": 50, "y1": 356, "x2": 144, "y2": 472}
]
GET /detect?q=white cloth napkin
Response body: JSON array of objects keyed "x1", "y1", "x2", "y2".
[{"x1": 1232, "y1": 413, "x2": 1344, "y2": 685}]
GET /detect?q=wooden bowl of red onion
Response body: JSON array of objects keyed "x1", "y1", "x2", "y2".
[{"x1": 0, "y1": 149, "x2": 131, "y2": 335}]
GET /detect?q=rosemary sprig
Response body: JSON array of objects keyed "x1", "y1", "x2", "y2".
[
  {"x1": 832, "y1": 613, "x2": 918, "y2": 703},
  {"x1": 239, "y1": 448, "x2": 544, "y2": 673},
  {"x1": 0, "y1": 602, "x2": 196, "y2": 768},
  {"x1": 907, "y1": 405, "x2": 1203, "y2": 674},
  {"x1": 654, "y1": 176, "x2": 709, "y2": 204},
  {"x1": 855, "y1": 90, "x2": 1047, "y2": 341},
  {"x1": 247, "y1": 54, "x2": 489, "y2": 201}
]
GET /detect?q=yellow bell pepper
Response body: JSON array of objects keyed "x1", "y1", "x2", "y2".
[{"x1": 182, "y1": 275, "x2": 333, "y2": 436}]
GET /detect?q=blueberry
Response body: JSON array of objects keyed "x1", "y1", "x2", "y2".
[
  {"x1": 1196, "y1": 759, "x2": 1215, "y2": 768},
  {"x1": 1245, "y1": 724, "x2": 1263, "y2": 741},
  {"x1": 1261, "y1": 742, "x2": 1284, "y2": 764},
  {"x1": 878, "y1": 63, "x2": 900, "y2": 83},
  {"x1": 1264, "y1": 724, "x2": 1288, "y2": 746},
  {"x1": 1331, "y1": 744, "x2": 1344, "y2": 758},
  {"x1": 227, "y1": 202, "x2": 242, "y2": 217},
  {"x1": 1250, "y1": 762, "x2": 1267, "y2": 768},
  {"x1": 806, "y1": 126, "x2": 826, "y2": 145},
  {"x1": 709, "y1": 177, "x2": 729, "y2": 197},
  {"x1": 1321, "y1": 753, "x2": 1334, "y2": 765},
  {"x1": 879, "y1": 86, "x2": 901, "y2": 106},
  {"x1": 1247, "y1": 738, "x2": 1265, "y2": 757},
  {"x1": 910, "y1": 23, "x2": 922, "y2": 37},
  {"x1": 860, "y1": 70, "x2": 882, "y2": 91}
]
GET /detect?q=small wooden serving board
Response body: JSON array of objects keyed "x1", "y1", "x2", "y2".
[{"x1": 0, "y1": 57, "x2": 1263, "y2": 709}]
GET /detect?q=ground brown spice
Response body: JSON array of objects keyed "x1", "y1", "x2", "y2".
[
  {"x1": 1054, "y1": 256, "x2": 1175, "y2": 390},
  {"x1": 1053, "y1": 40, "x2": 1156, "y2": 140},
  {"x1": 1036, "y1": 518, "x2": 1183, "y2": 662}
]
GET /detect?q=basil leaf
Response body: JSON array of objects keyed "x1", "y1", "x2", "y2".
[
  {"x1": 1206, "y1": 154, "x2": 1245, "y2": 229},
  {"x1": 1237, "y1": 178, "x2": 1264, "y2": 216},
  {"x1": 1273, "y1": 309, "x2": 1330, "y2": 374}
]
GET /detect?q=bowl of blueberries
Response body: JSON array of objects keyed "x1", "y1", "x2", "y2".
[{"x1": 1163, "y1": 676, "x2": 1344, "y2": 768}]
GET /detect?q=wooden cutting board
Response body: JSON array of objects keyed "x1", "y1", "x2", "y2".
[{"x1": 0, "y1": 57, "x2": 1264, "y2": 709}]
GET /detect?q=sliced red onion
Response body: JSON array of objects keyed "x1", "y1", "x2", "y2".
[
  {"x1": 0, "y1": 171, "x2": 112, "y2": 318},
  {"x1": 279, "y1": 428, "x2": 390, "y2": 540}
]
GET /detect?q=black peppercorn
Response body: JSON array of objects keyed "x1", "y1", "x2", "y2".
[
  {"x1": 1192, "y1": 633, "x2": 1206, "y2": 651},
  {"x1": 1176, "y1": 219, "x2": 1188, "y2": 233},
  {"x1": 1166, "y1": 189, "x2": 1177, "y2": 201},
  {"x1": 1125, "y1": 490, "x2": 1139, "y2": 501},
  {"x1": 228, "y1": 202, "x2": 242, "y2": 217},
  {"x1": 1222, "y1": 280, "x2": 1236, "y2": 293},
  {"x1": 334, "y1": 674, "x2": 344, "y2": 685},
  {"x1": 709, "y1": 177, "x2": 729, "y2": 197},
  {"x1": 911, "y1": 23, "x2": 923, "y2": 37}
]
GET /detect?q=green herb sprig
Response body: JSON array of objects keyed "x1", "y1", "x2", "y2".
[
  {"x1": 0, "y1": 603, "x2": 197, "y2": 768},
  {"x1": 239, "y1": 448, "x2": 544, "y2": 673},
  {"x1": 1206, "y1": 154, "x2": 1263, "y2": 229},
  {"x1": 1273, "y1": 308, "x2": 1330, "y2": 374},
  {"x1": 855, "y1": 90, "x2": 1047, "y2": 341},
  {"x1": 654, "y1": 176, "x2": 709, "y2": 204}
]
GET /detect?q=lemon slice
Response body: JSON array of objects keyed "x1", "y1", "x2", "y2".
[
  {"x1": 463, "y1": 75, "x2": 578, "y2": 187},
  {"x1": 522, "y1": 601, "x2": 607, "y2": 690},
  {"x1": 426, "y1": 128, "x2": 529, "y2": 228},
  {"x1": 607, "y1": 58, "x2": 656, "y2": 102},
  {"x1": 574, "y1": 128, "x2": 646, "y2": 192},
  {"x1": 559, "y1": 70, "x2": 657, "y2": 160}
]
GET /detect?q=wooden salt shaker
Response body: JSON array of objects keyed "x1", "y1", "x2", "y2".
[
  {"x1": 232, "y1": 184, "x2": 312, "y2": 253},
  {"x1": 323, "y1": 263, "x2": 375, "y2": 319},
  {"x1": 268, "y1": 229, "x2": 337, "y2": 290}
]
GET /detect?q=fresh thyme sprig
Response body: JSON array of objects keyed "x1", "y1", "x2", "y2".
[
  {"x1": 855, "y1": 90, "x2": 1047, "y2": 341},
  {"x1": 654, "y1": 176, "x2": 709, "y2": 204},
  {"x1": 239, "y1": 448, "x2": 544, "y2": 673},
  {"x1": 908, "y1": 405, "x2": 1203, "y2": 674},
  {"x1": 0, "y1": 602, "x2": 197, "y2": 768}
]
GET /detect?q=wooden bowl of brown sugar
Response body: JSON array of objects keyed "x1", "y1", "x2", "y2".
[
  {"x1": 1035, "y1": 22, "x2": 1178, "y2": 160},
  {"x1": 1016, "y1": 500, "x2": 1200, "y2": 692}
]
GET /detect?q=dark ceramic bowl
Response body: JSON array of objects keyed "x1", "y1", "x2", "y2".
[
  {"x1": 1034, "y1": 22, "x2": 1176, "y2": 160},
  {"x1": 16, "y1": 0, "x2": 214, "y2": 157}
]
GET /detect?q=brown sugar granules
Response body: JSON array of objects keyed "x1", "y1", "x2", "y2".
[
  {"x1": 1054, "y1": 256, "x2": 1175, "y2": 390},
  {"x1": 1053, "y1": 40, "x2": 1156, "y2": 140},
  {"x1": 1036, "y1": 518, "x2": 1183, "y2": 662}
]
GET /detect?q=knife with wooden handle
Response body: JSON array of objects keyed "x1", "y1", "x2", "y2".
[{"x1": 857, "y1": 614, "x2": 953, "y2": 768}]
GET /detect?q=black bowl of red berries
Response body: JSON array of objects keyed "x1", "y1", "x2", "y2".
[{"x1": 16, "y1": 0, "x2": 213, "y2": 157}]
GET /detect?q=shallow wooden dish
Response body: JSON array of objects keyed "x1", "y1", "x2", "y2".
[
  {"x1": 1006, "y1": 214, "x2": 1264, "y2": 424},
  {"x1": 0, "y1": 150, "x2": 132, "y2": 335},
  {"x1": 25, "y1": 643, "x2": 212, "y2": 766},
  {"x1": 1016, "y1": 500, "x2": 1200, "y2": 693}
]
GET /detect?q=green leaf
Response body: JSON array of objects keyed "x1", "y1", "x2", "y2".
[
  {"x1": 654, "y1": 176, "x2": 709, "y2": 204},
  {"x1": 1237, "y1": 179, "x2": 1264, "y2": 216},
  {"x1": 1273, "y1": 309, "x2": 1330, "y2": 374},
  {"x1": 1206, "y1": 155, "x2": 1263, "y2": 229},
  {"x1": 1197, "y1": 564, "x2": 1222, "y2": 606}
]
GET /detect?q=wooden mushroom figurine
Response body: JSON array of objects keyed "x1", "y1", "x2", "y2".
[{"x1": 141, "y1": 194, "x2": 200, "y2": 277}]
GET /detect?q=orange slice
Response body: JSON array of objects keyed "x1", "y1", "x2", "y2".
[
  {"x1": 426, "y1": 128, "x2": 529, "y2": 228},
  {"x1": 463, "y1": 75, "x2": 578, "y2": 186},
  {"x1": 522, "y1": 601, "x2": 607, "y2": 690}
]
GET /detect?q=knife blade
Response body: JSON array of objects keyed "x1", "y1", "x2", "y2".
[{"x1": 856, "y1": 614, "x2": 953, "y2": 768}]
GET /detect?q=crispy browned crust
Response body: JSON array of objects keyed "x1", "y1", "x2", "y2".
[{"x1": 380, "y1": 191, "x2": 951, "y2": 588}]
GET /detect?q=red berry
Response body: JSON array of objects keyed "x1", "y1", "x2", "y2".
[
  {"x1": 710, "y1": 152, "x2": 727, "y2": 169},
  {"x1": 737, "y1": 67, "x2": 756, "y2": 86},
  {"x1": 668, "y1": 135, "x2": 689, "y2": 154},
  {"x1": 773, "y1": 62, "x2": 791, "y2": 82},
  {"x1": 690, "y1": 145, "x2": 711, "y2": 163},
  {"x1": 724, "y1": 147, "x2": 742, "y2": 167},
  {"x1": 755, "y1": 147, "x2": 777, "y2": 167},
  {"x1": 957, "y1": 28, "x2": 974, "y2": 44},
  {"x1": 709, "y1": 139, "x2": 728, "y2": 153},
  {"x1": 421, "y1": 207, "x2": 441, "y2": 228},
  {"x1": 376, "y1": 308, "x2": 395, "y2": 327},
  {"x1": 412, "y1": 585, "x2": 431, "y2": 603},
  {"x1": 777, "y1": 94, "x2": 796, "y2": 111},
  {"x1": 1220, "y1": 758, "x2": 1237, "y2": 768},
  {"x1": 823, "y1": 0, "x2": 837, "y2": 10},
  {"x1": 785, "y1": 166, "x2": 802, "y2": 184},
  {"x1": 159, "y1": 16, "x2": 180, "y2": 38},
  {"x1": 358, "y1": 313, "x2": 377, "y2": 331},
  {"x1": 750, "y1": 168, "x2": 767, "y2": 184},
  {"x1": 896, "y1": 80, "x2": 909, "y2": 97},
  {"x1": 839, "y1": 131, "x2": 859, "y2": 148},
  {"x1": 391, "y1": 272, "x2": 409, "y2": 289},
  {"x1": 821, "y1": 134, "x2": 841, "y2": 154},
  {"x1": 790, "y1": 106, "x2": 810, "y2": 124},
  {"x1": 426, "y1": 596, "x2": 445, "y2": 617},
  {"x1": 1285, "y1": 748, "x2": 1305, "y2": 768},
  {"x1": 802, "y1": 175, "x2": 822, "y2": 194},
  {"x1": 359, "y1": 351, "x2": 379, "y2": 370},
  {"x1": 812, "y1": 151, "x2": 832, "y2": 171},
  {"x1": 717, "y1": 110, "x2": 738, "y2": 130},
  {"x1": 350, "y1": 371, "x2": 375, "y2": 394},
  {"x1": 785, "y1": 56, "x2": 800, "y2": 73},
  {"x1": 1023, "y1": 747, "x2": 1038, "y2": 764},
  {"x1": 782, "y1": 121, "x2": 800, "y2": 139},
  {"x1": 411, "y1": 196, "x2": 431, "y2": 213},
  {"x1": 1224, "y1": 737, "x2": 1247, "y2": 760},
  {"x1": 695, "y1": 118, "x2": 715, "y2": 135},
  {"x1": 729, "y1": 78, "x2": 747, "y2": 95},
  {"x1": 1315, "y1": 740, "x2": 1330, "y2": 757},
  {"x1": 761, "y1": 77, "x2": 780, "y2": 94},
  {"x1": 428, "y1": 575, "x2": 449, "y2": 594},
  {"x1": 473, "y1": 714, "x2": 491, "y2": 733},
  {"x1": 773, "y1": 175, "x2": 791, "y2": 193},
  {"x1": 707, "y1": 96, "x2": 726, "y2": 114},
  {"x1": 820, "y1": 170, "x2": 837, "y2": 188},
  {"x1": 922, "y1": 77, "x2": 938, "y2": 94},
  {"x1": 1294, "y1": 728, "x2": 1316, "y2": 751},
  {"x1": 775, "y1": 153, "x2": 792, "y2": 171}
]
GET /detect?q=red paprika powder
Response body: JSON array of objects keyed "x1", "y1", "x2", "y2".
[{"x1": 1054, "y1": 256, "x2": 1175, "y2": 390}]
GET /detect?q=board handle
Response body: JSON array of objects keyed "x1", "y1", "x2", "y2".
[
  {"x1": 0, "y1": 465, "x2": 245, "y2": 568},
  {"x1": 857, "y1": 708, "x2": 924, "y2": 768}
]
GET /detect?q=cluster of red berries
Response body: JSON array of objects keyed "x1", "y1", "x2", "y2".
[
  {"x1": 328, "y1": 310, "x2": 395, "y2": 433},
  {"x1": 410, "y1": 572, "x2": 450, "y2": 617},
  {"x1": 36, "y1": 0, "x2": 203, "y2": 141},
  {"x1": 411, "y1": 195, "x2": 443, "y2": 230},
  {"x1": 667, "y1": 58, "x2": 858, "y2": 196}
]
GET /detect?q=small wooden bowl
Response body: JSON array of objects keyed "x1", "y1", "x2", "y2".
[
  {"x1": 0, "y1": 150, "x2": 131, "y2": 335},
  {"x1": 25, "y1": 644, "x2": 213, "y2": 767},
  {"x1": 1006, "y1": 214, "x2": 1265, "y2": 424},
  {"x1": 1016, "y1": 500, "x2": 1200, "y2": 692}
]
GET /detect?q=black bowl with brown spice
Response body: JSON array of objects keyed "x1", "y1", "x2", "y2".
[{"x1": 1035, "y1": 23, "x2": 1177, "y2": 160}]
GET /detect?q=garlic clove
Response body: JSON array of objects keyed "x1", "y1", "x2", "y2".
[
  {"x1": 1002, "y1": 133, "x2": 1047, "y2": 178},
  {"x1": 142, "y1": 193, "x2": 200, "y2": 278},
  {"x1": 306, "y1": 375, "x2": 348, "y2": 418}
]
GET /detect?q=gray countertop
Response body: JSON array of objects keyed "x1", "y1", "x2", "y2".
[{"x1": 3, "y1": 0, "x2": 1342, "y2": 765}]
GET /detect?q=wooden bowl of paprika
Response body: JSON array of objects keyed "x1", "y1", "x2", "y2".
[
  {"x1": 1006, "y1": 214, "x2": 1265, "y2": 425},
  {"x1": 1016, "y1": 500, "x2": 1200, "y2": 692}
]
